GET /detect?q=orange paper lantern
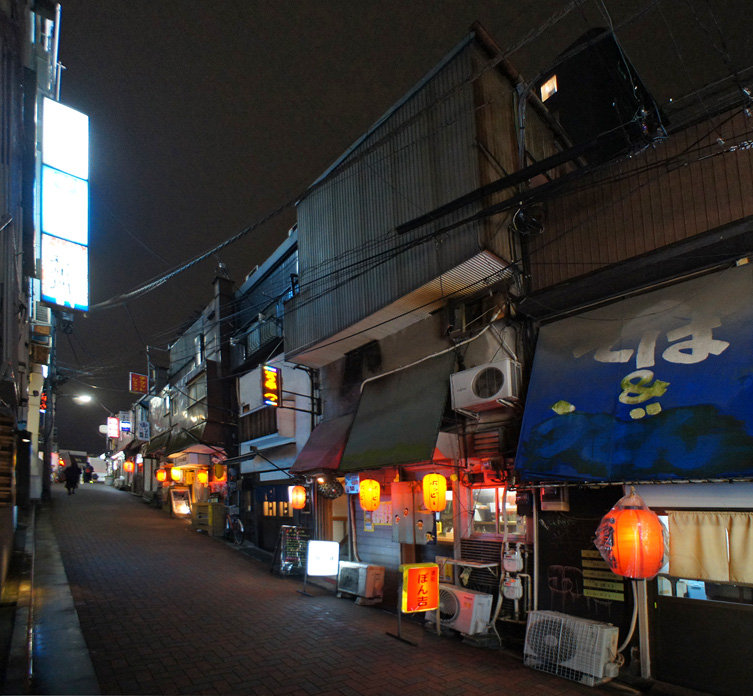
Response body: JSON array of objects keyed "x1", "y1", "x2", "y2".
[
  {"x1": 594, "y1": 492, "x2": 665, "y2": 579},
  {"x1": 124, "y1": 461, "x2": 134, "y2": 473},
  {"x1": 422, "y1": 473, "x2": 447, "y2": 512},
  {"x1": 170, "y1": 467, "x2": 182, "y2": 482},
  {"x1": 197, "y1": 470, "x2": 209, "y2": 484},
  {"x1": 155, "y1": 469, "x2": 167, "y2": 482},
  {"x1": 290, "y1": 485, "x2": 307, "y2": 510},
  {"x1": 359, "y1": 478, "x2": 380, "y2": 511}
]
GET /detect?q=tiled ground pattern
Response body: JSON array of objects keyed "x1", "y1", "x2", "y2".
[{"x1": 50, "y1": 484, "x2": 599, "y2": 696}]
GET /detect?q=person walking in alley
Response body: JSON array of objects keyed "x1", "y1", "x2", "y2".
[{"x1": 64, "y1": 461, "x2": 81, "y2": 495}]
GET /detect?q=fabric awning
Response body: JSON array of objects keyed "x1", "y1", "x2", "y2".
[
  {"x1": 166, "y1": 421, "x2": 226, "y2": 457},
  {"x1": 290, "y1": 414, "x2": 353, "y2": 475},
  {"x1": 144, "y1": 430, "x2": 171, "y2": 455},
  {"x1": 339, "y1": 352, "x2": 455, "y2": 472}
]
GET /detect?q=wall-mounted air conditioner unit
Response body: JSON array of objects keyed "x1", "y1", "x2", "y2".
[
  {"x1": 438, "y1": 583, "x2": 493, "y2": 635},
  {"x1": 336, "y1": 561, "x2": 385, "y2": 604},
  {"x1": 524, "y1": 610, "x2": 620, "y2": 687},
  {"x1": 450, "y1": 360, "x2": 521, "y2": 412},
  {"x1": 33, "y1": 301, "x2": 51, "y2": 325}
]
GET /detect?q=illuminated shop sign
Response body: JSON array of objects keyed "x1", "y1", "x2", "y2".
[
  {"x1": 400, "y1": 563, "x2": 439, "y2": 613},
  {"x1": 107, "y1": 416, "x2": 120, "y2": 438},
  {"x1": 261, "y1": 364, "x2": 282, "y2": 407},
  {"x1": 40, "y1": 97, "x2": 89, "y2": 312}
]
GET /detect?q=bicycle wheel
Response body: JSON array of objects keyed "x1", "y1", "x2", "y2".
[{"x1": 231, "y1": 518, "x2": 244, "y2": 545}]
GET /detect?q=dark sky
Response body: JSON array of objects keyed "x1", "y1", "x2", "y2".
[{"x1": 52, "y1": 0, "x2": 752, "y2": 452}]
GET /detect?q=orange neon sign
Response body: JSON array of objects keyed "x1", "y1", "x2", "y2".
[
  {"x1": 261, "y1": 365, "x2": 282, "y2": 407},
  {"x1": 400, "y1": 563, "x2": 439, "y2": 613}
]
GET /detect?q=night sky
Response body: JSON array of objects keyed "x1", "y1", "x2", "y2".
[{"x1": 52, "y1": 0, "x2": 752, "y2": 453}]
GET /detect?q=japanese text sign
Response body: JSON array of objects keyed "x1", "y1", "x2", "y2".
[
  {"x1": 261, "y1": 364, "x2": 282, "y2": 407},
  {"x1": 129, "y1": 372, "x2": 148, "y2": 394},
  {"x1": 400, "y1": 562, "x2": 439, "y2": 613}
]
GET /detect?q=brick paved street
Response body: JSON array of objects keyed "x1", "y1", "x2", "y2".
[{"x1": 47, "y1": 483, "x2": 603, "y2": 696}]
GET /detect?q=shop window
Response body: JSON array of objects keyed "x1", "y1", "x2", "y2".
[
  {"x1": 435, "y1": 491, "x2": 454, "y2": 543},
  {"x1": 262, "y1": 500, "x2": 293, "y2": 517},
  {"x1": 471, "y1": 487, "x2": 525, "y2": 537},
  {"x1": 656, "y1": 512, "x2": 753, "y2": 606}
]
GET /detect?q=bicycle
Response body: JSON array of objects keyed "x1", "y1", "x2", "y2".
[{"x1": 224, "y1": 505, "x2": 244, "y2": 544}]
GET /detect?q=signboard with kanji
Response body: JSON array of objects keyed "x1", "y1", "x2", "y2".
[
  {"x1": 261, "y1": 364, "x2": 282, "y2": 407},
  {"x1": 129, "y1": 372, "x2": 148, "y2": 394},
  {"x1": 400, "y1": 562, "x2": 439, "y2": 613}
]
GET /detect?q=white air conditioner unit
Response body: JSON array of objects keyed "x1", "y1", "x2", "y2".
[
  {"x1": 450, "y1": 360, "x2": 520, "y2": 412},
  {"x1": 438, "y1": 583, "x2": 493, "y2": 635},
  {"x1": 33, "y1": 301, "x2": 51, "y2": 325},
  {"x1": 524, "y1": 610, "x2": 620, "y2": 687},
  {"x1": 337, "y1": 562, "x2": 385, "y2": 604}
]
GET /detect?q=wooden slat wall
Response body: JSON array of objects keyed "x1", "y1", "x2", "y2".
[{"x1": 527, "y1": 109, "x2": 753, "y2": 291}]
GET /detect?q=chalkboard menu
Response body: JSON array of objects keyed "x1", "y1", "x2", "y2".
[{"x1": 271, "y1": 525, "x2": 309, "y2": 576}]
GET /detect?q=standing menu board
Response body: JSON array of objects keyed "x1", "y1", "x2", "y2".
[{"x1": 271, "y1": 525, "x2": 309, "y2": 576}]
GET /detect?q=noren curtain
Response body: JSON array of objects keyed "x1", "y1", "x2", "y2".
[{"x1": 668, "y1": 511, "x2": 753, "y2": 583}]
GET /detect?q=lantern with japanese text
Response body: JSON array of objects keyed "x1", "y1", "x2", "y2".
[
  {"x1": 594, "y1": 490, "x2": 666, "y2": 579},
  {"x1": 359, "y1": 478, "x2": 380, "y2": 511},
  {"x1": 196, "y1": 470, "x2": 209, "y2": 485},
  {"x1": 170, "y1": 467, "x2": 183, "y2": 483},
  {"x1": 422, "y1": 473, "x2": 447, "y2": 512},
  {"x1": 290, "y1": 485, "x2": 307, "y2": 510},
  {"x1": 155, "y1": 468, "x2": 167, "y2": 483}
]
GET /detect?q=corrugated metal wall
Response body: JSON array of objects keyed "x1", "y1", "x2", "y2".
[
  {"x1": 526, "y1": 109, "x2": 753, "y2": 291},
  {"x1": 288, "y1": 42, "x2": 485, "y2": 355}
]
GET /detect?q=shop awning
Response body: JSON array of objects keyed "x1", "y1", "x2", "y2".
[
  {"x1": 144, "y1": 430, "x2": 171, "y2": 456},
  {"x1": 339, "y1": 352, "x2": 454, "y2": 472},
  {"x1": 117, "y1": 437, "x2": 142, "y2": 458},
  {"x1": 290, "y1": 414, "x2": 354, "y2": 475},
  {"x1": 516, "y1": 264, "x2": 753, "y2": 482},
  {"x1": 166, "y1": 421, "x2": 226, "y2": 457}
]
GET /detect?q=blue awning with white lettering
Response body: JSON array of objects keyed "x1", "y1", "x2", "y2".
[{"x1": 516, "y1": 264, "x2": 753, "y2": 482}]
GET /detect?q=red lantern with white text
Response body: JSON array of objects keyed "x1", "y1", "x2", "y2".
[
  {"x1": 594, "y1": 491, "x2": 666, "y2": 579},
  {"x1": 359, "y1": 479, "x2": 380, "y2": 511},
  {"x1": 290, "y1": 485, "x2": 307, "y2": 510},
  {"x1": 422, "y1": 473, "x2": 447, "y2": 512}
]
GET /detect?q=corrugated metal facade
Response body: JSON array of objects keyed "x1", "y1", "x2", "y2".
[
  {"x1": 526, "y1": 109, "x2": 753, "y2": 291},
  {"x1": 287, "y1": 40, "x2": 485, "y2": 357}
]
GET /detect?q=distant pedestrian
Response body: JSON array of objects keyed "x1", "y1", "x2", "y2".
[
  {"x1": 64, "y1": 462, "x2": 81, "y2": 495},
  {"x1": 83, "y1": 463, "x2": 93, "y2": 484}
]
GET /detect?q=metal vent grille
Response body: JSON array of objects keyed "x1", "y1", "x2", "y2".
[
  {"x1": 459, "y1": 538, "x2": 502, "y2": 594},
  {"x1": 524, "y1": 610, "x2": 619, "y2": 687}
]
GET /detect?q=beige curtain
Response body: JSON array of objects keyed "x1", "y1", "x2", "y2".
[
  {"x1": 728, "y1": 512, "x2": 753, "y2": 584},
  {"x1": 669, "y1": 511, "x2": 753, "y2": 584}
]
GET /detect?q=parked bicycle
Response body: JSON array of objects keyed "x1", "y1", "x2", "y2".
[{"x1": 224, "y1": 505, "x2": 244, "y2": 544}]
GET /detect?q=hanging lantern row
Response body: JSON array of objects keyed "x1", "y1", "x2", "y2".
[
  {"x1": 290, "y1": 485, "x2": 307, "y2": 510},
  {"x1": 422, "y1": 473, "x2": 447, "y2": 512},
  {"x1": 594, "y1": 490, "x2": 666, "y2": 580},
  {"x1": 359, "y1": 478, "x2": 381, "y2": 511}
]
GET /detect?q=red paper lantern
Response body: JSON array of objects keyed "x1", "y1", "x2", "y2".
[
  {"x1": 124, "y1": 461, "x2": 134, "y2": 473},
  {"x1": 359, "y1": 479, "x2": 380, "y2": 511},
  {"x1": 155, "y1": 469, "x2": 167, "y2": 482},
  {"x1": 594, "y1": 492, "x2": 665, "y2": 579},
  {"x1": 290, "y1": 485, "x2": 307, "y2": 510},
  {"x1": 197, "y1": 470, "x2": 209, "y2": 485},
  {"x1": 422, "y1": 473, "x2": 447, "y2": 512}
]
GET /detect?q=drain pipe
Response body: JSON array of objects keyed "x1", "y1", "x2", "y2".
[{"x1": 532, "y1": 488, "x2": 539, "y2": 611}]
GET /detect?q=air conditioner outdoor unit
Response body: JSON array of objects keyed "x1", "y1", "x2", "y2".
[
  {"x1": 524, "y1": 610, "x2": 620, "y2": 687},
  {"x1": 33, "y1": 301, "x2": 51, "y2": 325},
  {"x1": 450, "y1": 360, "x2": 520, "y2": 412},
  {"x1": 336, "y1": 562, "x2": 385, "y2": 604},
  {"x1": 438, "y1": 583, "x2": 493, "y2": 635}
]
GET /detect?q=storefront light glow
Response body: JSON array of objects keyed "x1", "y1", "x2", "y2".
[
  {"x1": 359, "y1": 478, "x2": 380, "y2": 511},
  {"x1": 290, "y1": 485, "x2": 307, "y2": 509},
  {"x1": 422, "y1": 473, "x2": 447, "y2": 512},
  {"x1": 197, "y1": 470, "x2": 209, "y2": 484},
  {"x1": 170, "y1": 467, "x2": 183, "y2": 482}
]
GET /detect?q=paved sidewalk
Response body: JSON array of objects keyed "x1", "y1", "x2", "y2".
[{"x1": 5, "y1": 485, "x2": 621, "y2": 695}]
